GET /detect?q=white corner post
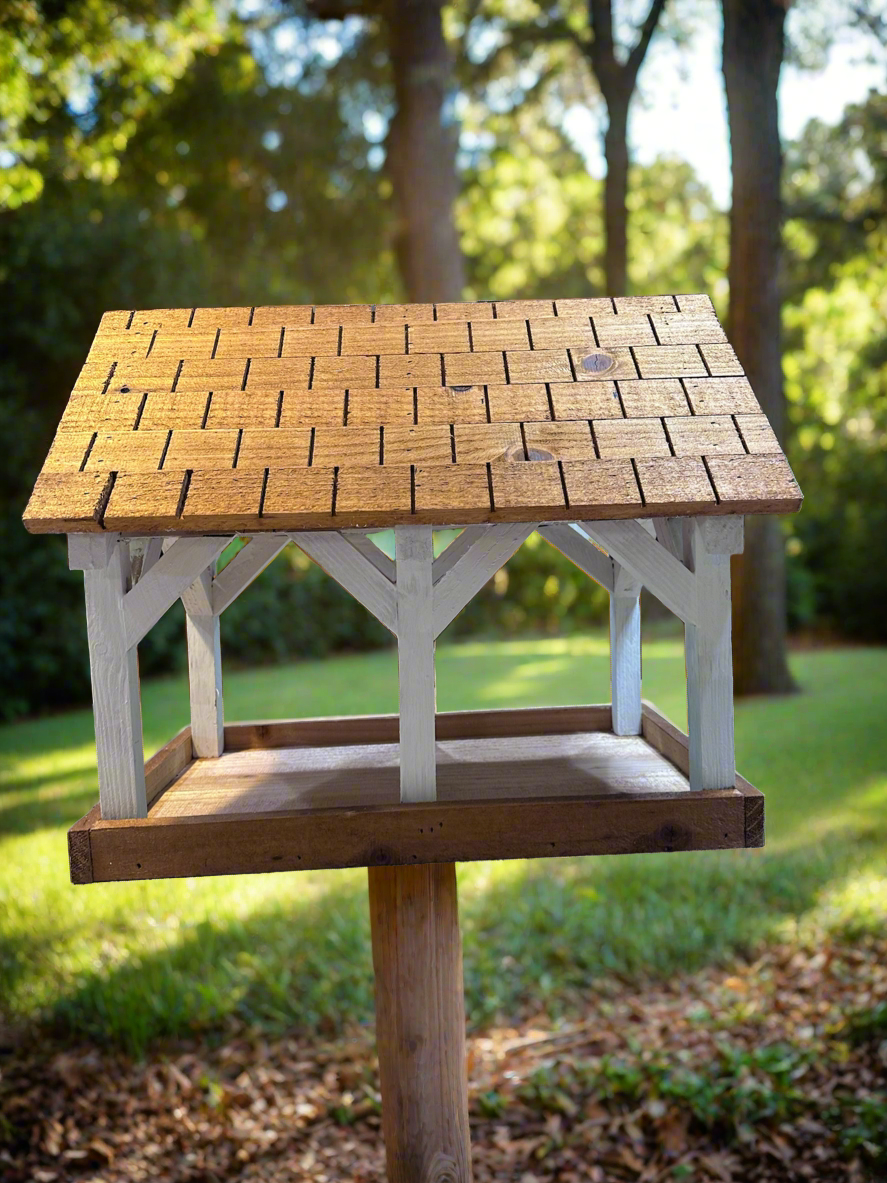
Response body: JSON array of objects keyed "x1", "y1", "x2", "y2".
[
  {"x1": 684, "y1": 516, "x2": 743, "y2": 790},
  {"x1": 395, "y1": 525, "x2": 436, "y2": 802},
  {"x1": 182, "y1": 564, "x2": 224, "y2": 758},
  {"x1": 609, "y1": 562, "x2": 642, "y2": 735},
  {"x1": 78, "y1": 537, "x2": 148, "y2": 820}
]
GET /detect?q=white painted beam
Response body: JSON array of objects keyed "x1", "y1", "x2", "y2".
[
  {"x1": 580, "y1": 519, "x2": 698, "y2": 625},
  {"x1": 538, "y1": 523, "x2": 615, "y2": 592},
  {"x1": 432, "y1": 523, "x2": 535, "y2": 639},
  {"x1": 395, "y1": 525, "x2": 437, "y2": 802},
  {"x1": 685, "y1": 518, "x2": 735, "y2": 790},
  {"x1": 697, "y1": 515, "x2": 744, "y2": 555},
  {"x1": 183, "y1": 566, "x2": 224, "y2": 758},
  {"x1": 212, "y1": 535, "x2": 289, "y2": 614},
  {"x1": 83, "y1": 540, "x2": 147, "y2": 819},
  {"x1": 68, "y1": 533, "x2": 120, "y2": 571},
  {"x1": 290, "y1": 531, "x2": 398, "y2": 635},
  {"x1": 610, "y1": 563, "x2": 642, "y2": 735}
]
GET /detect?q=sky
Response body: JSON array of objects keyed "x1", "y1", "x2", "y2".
[{"x1": 563, "y1": 21, "x2": 885, "y2": 208}]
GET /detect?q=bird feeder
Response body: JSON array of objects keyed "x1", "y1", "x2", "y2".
[{"x1": 24, "y1": 294, "x2": 801, "y2": 1181}]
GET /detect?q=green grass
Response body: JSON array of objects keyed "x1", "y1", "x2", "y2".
[{"x1": 1, "y1": 635, "x2": 886, "y2": 1055}]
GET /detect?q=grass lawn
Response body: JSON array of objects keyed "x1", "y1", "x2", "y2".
[{"x1": 1, "y1": 634, "x2": 885, "y2": 1055}]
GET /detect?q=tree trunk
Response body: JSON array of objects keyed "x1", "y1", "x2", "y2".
[
  {"x1": 602, "y1": 93, "x2": 630, "y2": 296},
  {"x1": 722, "y1": 0, "x2": 797, "y2": 695},
  {"x1": 386, "y1": 0, "x2": 465, "y2": 303}
]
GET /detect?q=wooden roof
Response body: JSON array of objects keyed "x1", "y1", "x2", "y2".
[{"x1": 23, "y1": 294, "x2": 802, "y2": 534}]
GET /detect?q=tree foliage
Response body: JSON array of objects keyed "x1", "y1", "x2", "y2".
[{"x1": 0, "y1": 2, "x2": 884, "y2": 716}]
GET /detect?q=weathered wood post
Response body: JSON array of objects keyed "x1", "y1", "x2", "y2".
[{"x1": 369, "y1": 863, "x2": 472, "y2": 1183}]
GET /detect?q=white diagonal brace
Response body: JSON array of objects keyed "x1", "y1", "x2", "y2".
[
  {"x1": 212, "y1": 535, "x2": 289, "y2": 614},
  {"x1": 538, "y1": 523, "x2": 615, "y2": 592},
  {"x1": 432, "y1": 522, "x2": 536, "y2": 639},
  {"x1": 290, "y1": 531, "x2": 398, "y2": 635},
  {"x1": 432, "y1": 525, "x2": 490, "y2": 586},
  {"x1": 580, "y1": 519, "x2": 698, "y2": 625},
  {"x1": 123, "y1": 536, "x2": 233, "y2": 650},
  {"x1": 341, "y1": 531, "x2": 396, "y2": 583}
]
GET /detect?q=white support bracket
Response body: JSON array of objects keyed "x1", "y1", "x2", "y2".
[
  {"x1": 212, "y1": 535, "x2": 290, "y2": 614},
  {"x1": 537, "y1": 522, "x2": 615, "y2": 592},
  {"x1": 431, "y1": 523, "x2": 536, "y2": 639},
  {"x1": 290, "y1": 531, "x2": 398, "y2": 635},
  {"x1": 123, "y1": 536, "x2": 234, "y2": 651},
  {"x1": 580, "y1": 519, "x2": 698, "y2": 625},
  {"x1": 341, "y1": 531, "x2": 397, "y2": 583}
]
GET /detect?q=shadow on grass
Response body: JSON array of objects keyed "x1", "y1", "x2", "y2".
[{"x1": 39, "y1": 838, "x2": 874, "y2": 1058}]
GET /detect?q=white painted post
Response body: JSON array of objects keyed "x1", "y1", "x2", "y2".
[
  {"x1": 684, "y1": 517, "x2": 740, "y2": 790},
  {"x1": 183, "y1": 566, "x2": 224, "y2": 758},
  {"x1": 82, "y1": 539, "x2": 147, "y2": 819},
  {"x1": 395, "y1": 524, "x2": 436, "y2": 802},
  {"x1": 610, "y1": 563, "x2": 642, "y2": 735}
]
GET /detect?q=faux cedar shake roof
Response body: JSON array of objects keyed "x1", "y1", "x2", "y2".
[{"x1": 23, "y1": 294, "x2": 802, "y2": 534}]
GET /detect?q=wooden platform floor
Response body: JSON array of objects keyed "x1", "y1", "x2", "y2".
[
  {"x1": 151, "y1": 731, "x2": 691, "y2": 818},
  {"x1": 68, "y1": 704, "x2": 764, "y2": 884}
]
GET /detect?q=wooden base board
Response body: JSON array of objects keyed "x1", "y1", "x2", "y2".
[{"x1": 68, "y1": 703, "x2": 764, "y2": 884}]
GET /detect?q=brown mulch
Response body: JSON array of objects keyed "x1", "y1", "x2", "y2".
[{"x1": 1, "y1": 937, "x2": 885, "y2": 1183}]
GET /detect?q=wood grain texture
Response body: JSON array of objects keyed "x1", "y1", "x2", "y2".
[
  {"x1": 222, "y1": 704, "x2": 614, "y2": 751},
  {"x1": 368, "y1": 863, "x2": 472, "y2": 1183},
  {"x1": 145, "y1": 725, "x2": 193, "y2": 802},
  {"x1": 68, "y1": 704, "x2": 763, "y2": 884},
  {"x1": 640, "y1": 701, "x2": 763, "y2": 847},
  {"x1": 74, "y1": 781, "x2": 748, "y2": 883},
  {"x1": 24, "y1": 297, "x2": 801, "y2": 533}
]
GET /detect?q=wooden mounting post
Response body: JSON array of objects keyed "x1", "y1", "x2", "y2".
[
  {"x1": 610, "y1": 564, "x2": 642, "y2": 735},
  {"x1": 368, "y1": 862, "x2": 472, "y2": 1183},
  {"x1": 395, "y1": 525, "x2": 436, "y2": 802}
]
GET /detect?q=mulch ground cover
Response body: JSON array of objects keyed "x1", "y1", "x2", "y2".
[{"x1": 2, "y1": 935, "x2": 885, "y2": 1182}]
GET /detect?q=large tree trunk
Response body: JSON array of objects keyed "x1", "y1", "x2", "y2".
[
  {"x1": 722, "y1": 0, "x2": 797, "y2": 695},
  {"x1": 602, "y1": 93, "x2": 630, "y2": 296},
  {"x1": 386, "y1": 0, "x2": 465, "y2": 303}
]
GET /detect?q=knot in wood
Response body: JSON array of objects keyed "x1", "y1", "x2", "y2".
[
  {"x1": 580, "y1": 349, "x2": 616, "y2": 375},
  {"x1": 422, "y1": 1151, "x2": 461, "y2": 1183}
]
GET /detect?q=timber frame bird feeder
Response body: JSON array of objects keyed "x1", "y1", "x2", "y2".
[{"x1": 25, "y1": 293, "x2": 801, "y2": 1182}]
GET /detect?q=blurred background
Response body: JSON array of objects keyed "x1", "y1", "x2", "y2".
[{"x1": 1, "y1": 3, "x2": 886, "y2": 1180}]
